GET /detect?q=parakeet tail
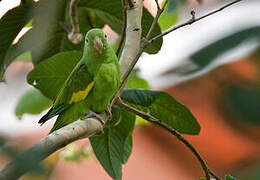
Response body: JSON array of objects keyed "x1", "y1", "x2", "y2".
[
  {"x1": 39, "y1": 104, "x2": 71, "y2": 125},
  {"x1": 38, "y1": 107, "x2": 53, "y2": 125}
]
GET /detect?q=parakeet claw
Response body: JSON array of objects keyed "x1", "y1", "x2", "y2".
[
  {"x1": 85, "y1": 110, "x2": 105, "y2": 125},
  {"x1": 105, "y1": 108, "x2": 112, "y2": 119}
]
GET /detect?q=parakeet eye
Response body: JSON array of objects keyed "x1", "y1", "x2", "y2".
[
  {"x1": 86, "y1": 38, "x2": 89, "y2": 43},
  {"x1": 104, "y1": 34, "x2": 107, "y2": 39}
]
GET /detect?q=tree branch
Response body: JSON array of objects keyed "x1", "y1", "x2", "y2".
[
  {"x1": 147, "y1": 0, "x2": 242, "y2": 46},
  {"x1": 115, "y1": 99, "x2": 220, "y2": 180},
  {"x1": 145, "y1": 0, "x2": 168, "y2": 40},
  {"x1": 111, "y1": 0, "x2": 143, "y2": 106},
  {"x1": 116, "y1": 0, "x2": 128, "y2": 57},
  {"x1": 68, "y1": 0, "x2": 83, "y2": 44},
  {"x1": 0, "y1": 118, "x2": 103, "y2": 180},
  {"x1": 119, "y1": 0, "x2": 143, "y2": 76}
]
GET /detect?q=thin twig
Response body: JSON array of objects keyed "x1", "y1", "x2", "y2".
[
  {"x1": 116, "y1": 0, "x2": 128, "y2": 56},
  {"x1": 68, "y1": 0, "x2": 83, "y2": 44},
  {"x1": 116, "y1": 99, "x2": 219, "y2": 180},
  {"x1": 145, "y1": 0, "x2": 168, "y2": 40},
  {"x1": 209, "y1": 170, "x2": 221, "y2": 180},
  {"x1": 148, "y1": 0, "x2": 242, "y2": 45},
  {"x1": 112, "y1": 0, "x2": 243, "y2": 103}
]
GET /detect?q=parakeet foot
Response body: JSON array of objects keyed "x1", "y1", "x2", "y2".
[
  {"x1": 85, "y1": 110, "x2": 105, "y2": 125},
  {"x1": 105, "y1": 108, "x2": 112, "y2": 119}
]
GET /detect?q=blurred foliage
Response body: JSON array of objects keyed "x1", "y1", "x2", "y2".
[
  {"x1": 225, "y1": 85, "x2": 260, "y2": 124},
  {"x1": 60, "y1": 143, "x2": 92, "y2": 162},
  {"x1": 158, "y1": 0, "x2": 179, "y2": 31},
  {"x1": 198, "y1": 174, "x2": 237, "y2": 180},
  {"x1": 15, "y1": 89, "x2": 52, "y2": 119},
  {"x1": 0, "y1": 137, "x2": 20, "y2": 158},
  {"x1": 21, "y1": 153, "x2": 58, "y2": 180},
  {"x1": 125, "y1": 69, "x2": 150, "y2": 89},
  {"x1": 239, "y1": 165, "x2": 260, "y2": 180},
  {"x1": 169, "y1": 26, "x2": 260, "y2": 76},
  {"x1": 224, "y1": 174, "x2": 237, "y2": 180},
  {"x1": 16, "y1": 51, "x2": 32, "y2": 62}
]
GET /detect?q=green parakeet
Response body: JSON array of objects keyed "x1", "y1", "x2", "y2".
[{"x1": 39, "y1": 28, "x2": 121, "y2": 132}]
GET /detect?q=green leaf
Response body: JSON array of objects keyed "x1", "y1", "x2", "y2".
[
  {"x1": 60, "y1": 144, "x2": 82, "y2": 162},
  {"x1": 90, "y1": 108, "x2": 135, "y2": 180},
  {"x1": 9, "y1": 0, "x2": 93, "y2": 66},
  {"x1": 224, "y1": 174, "x2": 237, "y2": 180},
  {"x1": 27, "y1": 51, "x2": 82, "y2": 100},
  {"x1": 225, "y1": 86, "x2": 260, "y2": 124},
  {"x1": 177, "y1": 26, "x2": 260, "y2": 75},
  {"x1": 0, "y1": 0, "x2": 34, "y2": 81},
  {"x1": 16, "y1": 51, "x2": 32, "y2": 62},
  {"x1": 79, "y1": 0, "x2": 163, "y2": 54},
  {"x1": 15, "y1": 89, "x2": 52, "y2": 119},
  {"x1": 122, "y1": 133, "x2": 133, "y2": 164},
  {"x1": 125, "y1": 69, "x2": 150, "y2": 89},
  {"x1": 121, "y1": 89, "x2": 200, "y2": 135},
  {"x1": 142, "y1": 9, "x2": 163, "y2": 54},
  {"x1": 158, "y1": 1, "x2": 179, "y2": 31}
]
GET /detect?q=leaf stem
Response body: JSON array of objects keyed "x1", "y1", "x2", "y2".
[
  {"x1": 145, "y1": 0, "x2": 168, "y2": 40},
  {"x1": 116, "y1": 99, "x2": 220, "y2": 180}
]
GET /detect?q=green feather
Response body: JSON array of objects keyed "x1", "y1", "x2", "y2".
[{"x1": 39, "y1": 28, "x2": 122, "y2": 132}]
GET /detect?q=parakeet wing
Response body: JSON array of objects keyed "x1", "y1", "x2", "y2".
[
  {"x1": 39, "y1": 61, "x2": 94, "y2": 124},
  {"x1": 54, "y1": 61, "x2": 94, "y2": 106}
]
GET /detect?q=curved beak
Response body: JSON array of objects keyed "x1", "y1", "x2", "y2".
[{"x1": 94, "y1": 37, "x2": 103, "y2": 54}]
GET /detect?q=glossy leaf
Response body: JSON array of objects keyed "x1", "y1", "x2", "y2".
[
  {"x1": 122, "y1": 135, "x2": 133, "y2": 164},
  {"x1": 121, "y1": 89, "x2": 200, "y2": 135},
  {"x1": 27, "y1": 51, "x2": 82, "y2": 100},
  {"x1": 15, "y1": 89, "x2": 52, "y2": 119},
  {"x1": 90, "y1": 108, "x2": 135, "y2": 180},
  {"x1": 0, "y1": 0, "x2": 34, "y2": 81},
  {"x1": 158, "y1": 0, "x2": 179, "y2": 30}
]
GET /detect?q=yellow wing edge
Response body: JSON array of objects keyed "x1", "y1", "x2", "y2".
[{"x1": 69, "y1": 81, "x2": 95, "y2": 104}]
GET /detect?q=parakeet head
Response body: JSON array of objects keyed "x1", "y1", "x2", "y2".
[{"x1": 83, "y1": 28, "x2": 109, "y2": 58}]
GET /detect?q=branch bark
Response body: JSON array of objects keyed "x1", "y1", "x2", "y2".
[
  {"x1": 119, "y1": 0, "x2": 143, "y2": 76},
  {"x1": 0, "y1": 118, "x2": 103, "y2": 180}
]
